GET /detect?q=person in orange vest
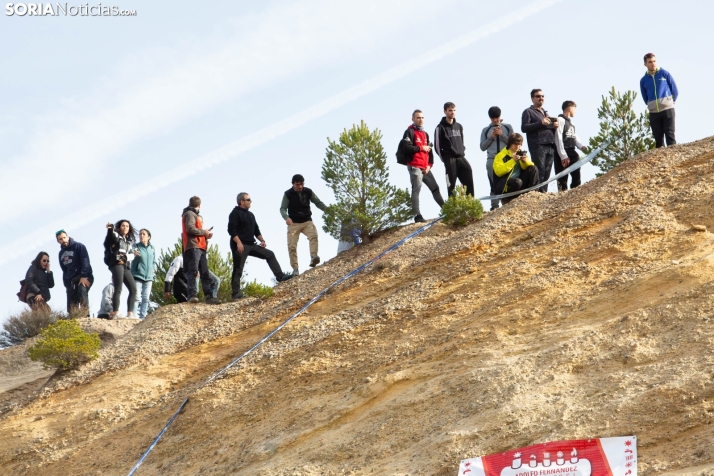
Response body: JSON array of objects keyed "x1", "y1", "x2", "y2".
[{"x1": 181, "y1": 196, "x2": 219, "y2": 304}]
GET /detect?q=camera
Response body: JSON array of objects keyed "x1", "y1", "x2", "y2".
[
  {"x1": 516, "y1": 150, "x2": 527, "y2": 157},
  {"x1": 547, "y1": 117, "x2": 559, "y2": 129}
]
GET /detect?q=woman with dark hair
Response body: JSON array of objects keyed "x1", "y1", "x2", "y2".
[
  {"x1": 104, "y1": 219, "x2": 138, "y2": 319},
  {"x1": 25, "y1": 251, "x2": 54, "y2": 310},
  {"x1": 130, "y1": 228, "x2": 156, "y2": 319},
  {"x1": 492, "y1": 132, "x2": 539, "y2": 204}
]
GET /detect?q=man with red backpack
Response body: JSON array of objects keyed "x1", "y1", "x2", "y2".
[{"x1": 398, "y1": 109, "x2": 445, "y2": 223}]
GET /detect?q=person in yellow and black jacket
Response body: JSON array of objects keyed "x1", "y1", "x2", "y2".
[{"x1": 492, "y1": 133, "x2": 539, "y2": 204}]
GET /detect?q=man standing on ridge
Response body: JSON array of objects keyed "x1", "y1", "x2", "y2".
[
  {"x1": 56, "y1": 229, "x2": 94, "y2": 314},
  {"x1": 280, "y1": 174, "x2": 328, "y2": 276},
  {"x1": 554, "y1": 100, "x2": 588, "y2": 191},
  {"x1": 181, "y1": 196, "x2": 219, "y2": 304},
  {"x1": 640, "y1": 53, "x2": 678, "y2": 148},
  {"x1": 480, "y1": 106, "x2": 513, "y2": 210},
  {"x1": 229, "y1": 192, "x2": 293, "y2": 300},
  {"x1": 521, "y1": 89, "x2": 558, "y2": 193},
  {"x1": 401, "y1": 109, "x2": 445, "y2": 223},
  {"x1": 435, "y1": 102, "x2": 473, "y2": 199}
]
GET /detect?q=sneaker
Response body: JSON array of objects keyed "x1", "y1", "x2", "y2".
[
  {"x1": 292, "y1": 267, "x2": 300, "y2": 276},
  {"x1": 232, "y1": 293, "x2": 244, "y2": 301},
  {"x1": 205, "y1": 297, "x2": 221, "y2": 305},
  {"x1": 309, "y1": 255, "x2": 320, "y2": 267},
  {"x1": 126, "y1": 314, "x2": 140, "y2": 320},
  {"x1": 277, "y1": 272, "x2": 294, "y2": 283},
  {"x1": 414, "y1": 215, "x2": 426, "y2": 223},
  {"x1": 188, "y1": 296, "x2": 199, "y2": 304}
]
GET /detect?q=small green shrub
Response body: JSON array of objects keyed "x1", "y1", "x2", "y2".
[
  {"x1": 441, "y1": 185, "x2": 484, "y2": 227},
  {"x1": 243, "y1": 279, "x2": 274, "y2": 299},
  {"x1": 0, "y1": 306, "x2": 85, "y2": 348},
  {"x1": 27, "y1": 319, "x2": 100, "y2": 370}
]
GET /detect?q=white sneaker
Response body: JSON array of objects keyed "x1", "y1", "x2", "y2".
[
  {"x1": 125, "y1": 314, "x2": 140, "y2": 320},
  {"x1": 293, "y1": 267, "x2": 300, "y2": 276}
]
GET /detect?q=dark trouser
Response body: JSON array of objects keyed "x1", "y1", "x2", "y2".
[
  {"x1": 444, "y1": 156, "x2": 475, "y2": 198},
  {"x1": 109, "y1": 264, "x2": 136, "y2": 313},
  {"x1": 649, "y1": 109, "x2": 676, "y2": 148},
  {"x1": 184, "y1": 248, "x2": 212, "y2": 300},
  {"x1": 495, "y1": 165, "x2": 540, "y2": 204},
  {"x1": 231, "y1": 244, "x2": 283, "y2": 297},
  {"x1": 531, "y1": 144, "x2": 555, "y2": 193},
  {"x1": 553, "y1": 148, "x2": 582, "y2": 191},
  {"x1": 65, "y1": 276, "x2": 93, "y2": 314},
  {"x1": 408, "y1": 166, "x2": 445, "y2": 217}
]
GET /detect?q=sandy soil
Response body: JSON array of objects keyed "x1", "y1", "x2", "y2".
[{"x1": 1, "y1": 139, "x2": 714, "y2": 475}]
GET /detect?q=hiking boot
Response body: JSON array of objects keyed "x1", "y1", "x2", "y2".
[
  {"x1": 205, "y1": 297, "x2": 221, "y2": 305},
  {"x1": 292, "y1": 267, "x2": 300, "y2": 276},
  {"x1": 277, "y1": 272, "x2": 294, "y2": 283},
  {"x1": 309, "y1": 255, "x2": 320, "y2": 268},
  {"x1": 232, "y1": 292, "x2": 244, "y2": 301},
  {"x1": 414, "y1": 214, "x2": 426, "y2": 223},
  {"x1": 188, "y1": 296, "x2": 199, "y2": 304}
]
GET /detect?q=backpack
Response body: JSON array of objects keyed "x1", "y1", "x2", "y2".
[
  {"x1": 395, "y1": 129, "x2": 414, "y2": 165},
  {"x1": 103, "y1": 242, "x2": 112, "y2": 266},
  {"x1": 17, "y1": 280, "x2": 28, "y2": 303}
]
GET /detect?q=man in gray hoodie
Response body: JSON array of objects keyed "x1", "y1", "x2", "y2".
[{"x1": 480, "y1": 106, "x2": 513, "y2": 211}]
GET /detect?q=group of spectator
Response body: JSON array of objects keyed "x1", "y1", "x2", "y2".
[
  {"x1": 19, "y1": 53, "x2": 678, "y2": 318},
  {"x1": 21, "y1": 174, "x2": 331, "y2": 317},
  {"x1": 401, "y1": 53, "x2": 678, "y2": 218}
]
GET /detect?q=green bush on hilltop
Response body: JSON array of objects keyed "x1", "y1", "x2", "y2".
[
  {"x1": 441, "y1": 185, "x2": 484, "y2": 227},
  {"x1": 243, "y1": 279, "x2": 274, "y2": 299},
  {"x1": 0, "y1": 306, "x2": 87, "y2": 348},
  {"x1": 27, "y1": 319, "x2": 100, "y2": 370}
]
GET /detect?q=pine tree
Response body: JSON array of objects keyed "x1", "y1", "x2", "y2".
[
  {"x1": 589, "y1": 87, "x2": 655, "y2": 176},
  {"x1": 321, "y1": 121, "x2": 412, "y2": 244}
]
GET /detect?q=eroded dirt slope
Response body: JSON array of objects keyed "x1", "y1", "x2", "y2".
[{"x1": 2, "y1": 139, "x2": 714, "y2": 475}]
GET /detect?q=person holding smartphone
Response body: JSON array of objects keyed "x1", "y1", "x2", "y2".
[
  {"x1": 181, "y1": 196, "x2": 216, "y2": 304},
  {"x1": 521, "y1": 89, "x2": 558, "y2": 192},
  {"x1": 25, "y1": 251, "x2": 54, "y2": 311},
  {"x1": 480, "y1": 106, "x2": 514, "y2": 210},
  {"x1": 492, "y1": 133, "x2": 539, "y2": 204}
]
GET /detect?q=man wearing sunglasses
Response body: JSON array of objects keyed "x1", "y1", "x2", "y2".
[
  {"x1": 56, "y1": 229, "x2": 94, "y2": 314},
  {"x1": 521, "y1": 89, "x2": 558, "y2": 193},
  {"x1": 228, "y1": 192, "x2": 294, "y2": 301}
]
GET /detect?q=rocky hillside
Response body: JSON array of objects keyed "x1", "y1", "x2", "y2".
[{"x1": 1, "y1": 138, "x2": 714, "y2": 475}]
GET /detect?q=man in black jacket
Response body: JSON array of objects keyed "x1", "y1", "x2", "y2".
[
  {"x1": 279, "y1": 174, "x2": 328, "y2": 276},
  {"x1": 435, "y1": 102, "x2": 474, "y2": 198},
  {"x1": 521, "y1": 89, "x2": 559, "y2": 192},
  {"x1": 228, "y1": 192, "x2": 293, "y2": 300}
]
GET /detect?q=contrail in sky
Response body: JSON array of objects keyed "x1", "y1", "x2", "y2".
[{"x1": 0, "y1": 0, "x2": 563, "y2": 266}]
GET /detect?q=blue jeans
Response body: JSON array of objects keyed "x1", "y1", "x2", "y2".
[
  {"x1": 134, "y1": 278, "x2": 153, "y2": 319},
  {"x1": 196, "y1": 271, "x2": 220, "y2": 298}
]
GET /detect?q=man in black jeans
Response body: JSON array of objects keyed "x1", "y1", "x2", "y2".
[
  {"x1": 228, "y1": 192, "x2": 293, "y2": 300},
  {"x1": 521, "y1": 89, "x2": 559, "y2": 192},
  {"x1": 435, "y1": 102, "x2": 473, "y2": 198}
]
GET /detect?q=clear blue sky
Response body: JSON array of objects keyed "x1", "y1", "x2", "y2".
[{"x1": 1, "y1": 0, "x2": 711, "y2": 322}]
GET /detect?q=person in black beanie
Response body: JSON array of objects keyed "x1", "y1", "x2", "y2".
[{"x1": 228, "y1": 192, "x2": 293, "y2": 300}]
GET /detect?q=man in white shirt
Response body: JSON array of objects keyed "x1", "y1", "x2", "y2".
[{"x1": 554, "y1": 100, "x2": 588, "y2": 191}]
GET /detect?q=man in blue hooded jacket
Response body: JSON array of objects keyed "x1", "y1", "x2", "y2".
[
  {"x1": 56, "y1": 229, "x2": 94, "y2": 314},
  {"x1": 640, "y1": 53, "x2": 678, "y2": 148}
]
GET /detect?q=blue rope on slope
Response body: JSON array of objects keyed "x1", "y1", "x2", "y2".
[
  {"x1": 127, "y1": 142, "x2": 609, "y2": 475},
  {"x1": 127, "y1": 217, "x2": 442, "y2": 475}
]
